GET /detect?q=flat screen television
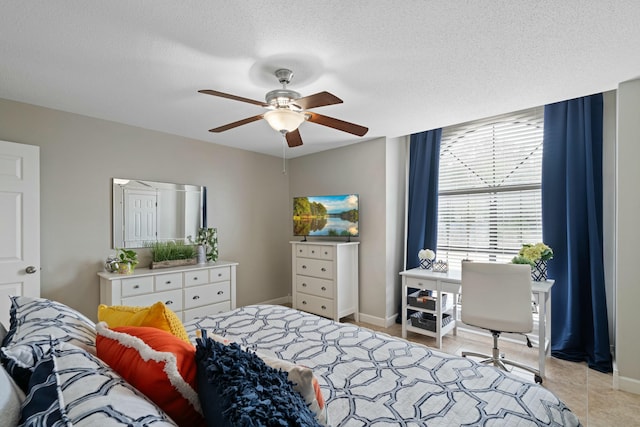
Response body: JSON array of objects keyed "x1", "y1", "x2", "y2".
[{"x1": 293, "y1": 194, "x2": 359, "y2": 238}]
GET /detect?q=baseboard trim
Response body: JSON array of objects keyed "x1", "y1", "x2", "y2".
[
  {"x1": 358, "y1": 312, "x2": 396, "y2": 328},
  {"x1": 614, "y1": 368, "x2": 640, "y2": 395}
]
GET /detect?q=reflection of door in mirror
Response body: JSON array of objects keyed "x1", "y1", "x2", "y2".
[
  {"x1": 112, "y1": 178, "x2": 206, "y2": 249},
  {"x1": 124, "y1": 189, "x2": 157, "y2": 248}
]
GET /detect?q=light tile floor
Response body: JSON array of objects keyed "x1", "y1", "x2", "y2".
[{"x1": 345, "y1": 319, "x2": 640, "y2": 427}]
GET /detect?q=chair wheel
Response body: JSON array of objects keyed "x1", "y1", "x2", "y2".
[{"x1": 534, "y1": 375, "x2": 543, "y2": 384}]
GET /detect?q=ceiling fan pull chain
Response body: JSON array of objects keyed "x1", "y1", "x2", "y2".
[{"x1": 281, "y1": 134, "x2": 287, "y2": 175}]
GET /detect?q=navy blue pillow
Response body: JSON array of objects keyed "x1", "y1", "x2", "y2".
[{"x1": 195, "y1": 330, "x2": 321, "y2": 427}]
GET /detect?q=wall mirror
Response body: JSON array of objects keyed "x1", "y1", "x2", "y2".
[{"x1": 112, "y1": 178, "x2": 206, "y2": 249}]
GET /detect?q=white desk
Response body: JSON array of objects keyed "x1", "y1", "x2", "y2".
[{"x1": 400, "y1": 268, "x2": 554, "y2": 377}]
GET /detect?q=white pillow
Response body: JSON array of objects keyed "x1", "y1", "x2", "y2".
[{"x1": 0, "y1": 366, "x2": 25, "y2": 427}]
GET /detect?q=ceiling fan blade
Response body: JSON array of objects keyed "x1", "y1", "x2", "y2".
[
  {"x1": 306, "y1": 112, "x2": 369, "y2": 137},
  {"x1": 208, "y1": 114, "x2": 264, "y2": 132},
  {"x1": 199, "y1": 89, "x2": 268, "y2": 107},
  {"x1": 292, "y1": 91, "x2": 343, "y2": 110},
  {"x1": 285, "y1": 129, "x2": 303, "y2": 147}
]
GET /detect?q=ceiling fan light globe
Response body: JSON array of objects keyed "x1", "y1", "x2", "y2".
[{"x1": 264, "y1": 109, "x2": 305, "y2": 133}]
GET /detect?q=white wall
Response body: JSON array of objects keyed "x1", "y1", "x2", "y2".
[
  {"x1": 615, "y1": 78, "x2": 640, "y2": 394},
  {"x1": 0, "y1": 98, "x2": 291, "y2": 320}
]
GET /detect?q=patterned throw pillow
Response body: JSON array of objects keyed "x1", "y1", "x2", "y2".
[
  {"x1": 0, "y1": 296, "x2": 96, "y2": 391},
  {"x1": 20, "y1": 340, "x2": 178, "y2": 426},
  {"x1": 95, "y1": 322, "x2": 204, "y2": 427},
  {"x1": 98, "y1": 302, "x2": 190, "y2": 344},
  {"x1": 202, "y1": 331, "x2": 328, "y2": 425},
  {"x1": 195, "y1": 330, "x2": 321, "y2": 427}
]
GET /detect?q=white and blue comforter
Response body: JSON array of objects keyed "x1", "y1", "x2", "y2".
[{"x1": 185, "y1": 304, "x2": 580, "y2": 427}]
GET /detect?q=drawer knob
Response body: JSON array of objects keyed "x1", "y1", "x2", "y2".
[
  {"x1": 133, "y1": 285, "x2": 139, "y2": 289},
  {"x1": 311, "y1": 250, "x2": 315, "y2": 254},
  {"x1": 217, "y1": 291, "x2": 224, "y2": 295},
  {"x1": 321, "y1": 267, "x2": 327, "y2": 272},
  {"x1": 193, "y1": 277, "x2": 198, "y2": 280},
  {"x1": 217, "y1": 273, "x2": 222, "y2": 277},
  {"x1": 324, "y1": 251, "x2": 328, "y2": 255},
  {"x1": 321, "y1": 286, "x2": 326, "y2": 291},
  {"x1": 321, "y1": 305, "x2": 327, "y2": 310},
  {"x1": 302, "y1": 301, "x2": 307, "y2": 305},
  {"x1": 302, "y1": 265, "x2": 307, "y2": 269},
  {"x1": 165, "y1": 300, "x2": 173, "y2": 305},
  {"x1": 165, "y1": 281, "x2": 171, "y2": 284},
  {"x1": 302, "y1": 283, "x2": 307, "y2": 287},
  {"x1": 192, "y1": 295, "x2": 200, "y2": 300}
]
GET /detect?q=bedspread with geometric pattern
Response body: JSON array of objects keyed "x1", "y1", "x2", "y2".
[{"x1": 184, "y1": 305, "x2": 581, "y2": 427}]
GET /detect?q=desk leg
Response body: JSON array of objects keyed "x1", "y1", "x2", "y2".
[
  {"x1": 538, "y1": 290, "x2": 549, "y2": 378},
  {"x1": 401, "y1": 282, "x2": 407, "y2": 339}
]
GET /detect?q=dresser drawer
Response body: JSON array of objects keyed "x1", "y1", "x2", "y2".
[
  {"x1": 183, "y1": 301, "x2": 231, "y2": 322},
  {"x1": 294, "y1": 244, "x2": 308, "y2": 257},
  {"x1": 297, "y1": 293, "x2": 334, "y2": 318},
  {"x1": 154, "y1": 272, "x2": 182, "y2": 291},
  {"x1": 406, "y1": 277, "x2": 437, "y2": 290},
  {"x1": 121, "y1": 289, "x2": 183, "y2": 311},
  {"x1": 295, "y1": 275, "x2": 334, "y2": 299},
  {"x1": 296, "y1": 258, "x2": 333, "y2": 279},
  {"x1": 308, "y1": 245, "x2": 333, "y2": 260},
  {"x1": 184, "y1": 270, "x2": 208, "y2": 287},
  {"x1": 184, "y1": 282, "x2": 230, "y2": 310},
  {"x1": 209, "y1": 266, "x2": 231, "y2": 283},
  {"x1": 121, "y1": 276, "x2": 154, "y2": 297}
]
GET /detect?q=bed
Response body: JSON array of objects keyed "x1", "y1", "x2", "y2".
[
  {"x1": 1, "y1": 297, "x2": 580, "y2": 426},
  {"x1": 186, "y1": 304, "x2": 580, "y2": 426}
]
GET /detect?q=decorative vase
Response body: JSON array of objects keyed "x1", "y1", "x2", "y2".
[
  {"x1": 419, "y1": 258, "x2": 433, "y2": 270},
  {"x1": 197, "y1": 245, "x2": 207, "y2": 264},
  {"x1": 531, "y1": 259, "x2": 548, "y2": 281}
]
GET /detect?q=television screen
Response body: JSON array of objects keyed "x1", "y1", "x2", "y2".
[{"x1": 293, "y1": 194, "x2": 359, "y2": 237}]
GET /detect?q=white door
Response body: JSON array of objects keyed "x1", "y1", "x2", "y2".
[
  {"x1": 0, "y1": 141, "x2": 40, "y2": 328},
  {"x1": 124, "y1": 189, "x2": 157, "y2": 247}
]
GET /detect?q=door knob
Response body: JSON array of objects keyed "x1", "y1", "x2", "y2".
[{"x1": 25, "y1": 266, "x2": 38, "y2": 274}]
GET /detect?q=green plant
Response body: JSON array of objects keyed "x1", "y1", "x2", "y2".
[
  {"x1": 148, "y1": 240, "x2": 197, "y2": 262},
  {"x1": 188, "y1": 227, "x2": 218, "y2": 262},
  {"x1": 511, "y1": 242, "x2": 553, "y2": 265},
  {"x1": 116, "y1": 248, "x2": 138, "y2": 267}
]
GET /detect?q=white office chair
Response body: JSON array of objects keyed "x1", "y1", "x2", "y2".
[{"x1": 461, "y1": 261, "x2": 542, "y2": 384}]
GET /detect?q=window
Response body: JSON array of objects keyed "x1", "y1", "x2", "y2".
[{"x1": 437, "y1": 107, "x2": 544, "y2": 269}]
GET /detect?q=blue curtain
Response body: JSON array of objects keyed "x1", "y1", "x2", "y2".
[
  {"x1": 406, "y1": 129, "x2": 442, "y2": 268},
  {"x1": 542, "y1": 94, "x2": 612, "y2": 372},
  {"x1": 396, "y1": 129, "x2": 442, "y2": 324}
]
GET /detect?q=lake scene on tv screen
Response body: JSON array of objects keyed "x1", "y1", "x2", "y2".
[{"x1": 293, "y1": 194, "x2": 359, "y2": 237}]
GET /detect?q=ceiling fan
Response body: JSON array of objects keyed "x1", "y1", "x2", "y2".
[{"x1": 199, "y1": 69, "x2": 368, "y2": 147}]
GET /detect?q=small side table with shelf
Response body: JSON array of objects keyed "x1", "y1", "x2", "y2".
[{"x1": 400, "y1": 268, "x2": 460, "y2": 348}]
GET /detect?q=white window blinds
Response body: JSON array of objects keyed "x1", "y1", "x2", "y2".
[{"x1": 437, "y1": 107, "x2": 544, "y2": 269}]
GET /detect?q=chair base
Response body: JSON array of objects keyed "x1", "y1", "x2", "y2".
[{"x1": 462, "y1": 332, "x2": 543, "y2": 384}]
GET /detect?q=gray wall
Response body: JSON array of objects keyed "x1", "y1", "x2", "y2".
[
  {"x1": 615, "y1": 78, "x2": 640, "y2": 394},
  {"x1": 288, "y1": 137, "x2": 406, "y2": 325},
  {"x1": 0, "y1": 98, "x2": 291, "y2": 320}
]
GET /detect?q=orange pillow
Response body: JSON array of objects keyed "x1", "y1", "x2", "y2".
[
  {"x1": 95, "y1": 322, "x2": 204, "y2": 427},
  {"x1": 97, "y1": 302, "x2": 190, "y2": 344}
]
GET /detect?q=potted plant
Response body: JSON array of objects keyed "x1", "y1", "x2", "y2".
[
  {"x1": 189, "y1": 227, "x2": 218, "y2": 263},
  {"x1": 148, "y1": 240, "x2": 198, "y2": 269},
  {"x1": 512, "y1": 242, "x2": 553, "y2": 281},
  {"x1": 418, "y1": 248, "x2": 435, "y2": 269},
  {"x1": 116, "y1": 248, "x2": 139, "y2": 274}
]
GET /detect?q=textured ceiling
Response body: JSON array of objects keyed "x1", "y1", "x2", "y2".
[{"x1": 1, "y1": 1, "x2": 639, "y2": 158}]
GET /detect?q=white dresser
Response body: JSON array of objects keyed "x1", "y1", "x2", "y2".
[
  {"x1": 291, "y1": 241, "x2": 359, "y2": 322},
  {"x1": 98, "y1": 261, "x2": 237, "y2": 322}
]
